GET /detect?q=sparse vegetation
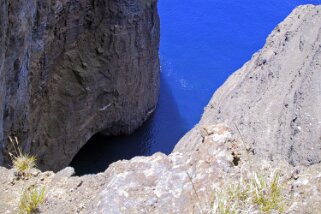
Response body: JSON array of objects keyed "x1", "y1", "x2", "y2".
[
  {"x1": 6, "y1": 137, "x2": 46, "y2": 213},
  {"x1": 8, "y1": 136, "x2": 37, "y2": 177},
  {"x1": 251, "y1": 171, "x2": 285, "y2": 213},
  {"x1": 18, "y1": 185, "x2": 46, "y2": 214},
  {"x1": 192, "y1": 169, "x2": 286, "y2": 214}
]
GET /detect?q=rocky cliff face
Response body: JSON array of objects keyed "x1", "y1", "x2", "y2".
[
  {"x1": 176, "y1": 5, "x2": 321, "y2": 166},
  {"x1": 0, "y1": 0, "x2": 160, "y2": 170},
  {"x1": 1, "y1": 4, "x2": 321, "y2": 214},
  {"x1": 91, "y1": 4, "x2": 321, "y2": 213}
]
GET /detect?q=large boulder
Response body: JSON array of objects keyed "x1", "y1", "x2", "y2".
[{"x1": 0, "y1": 0, "x2": 160, "y2": 171}]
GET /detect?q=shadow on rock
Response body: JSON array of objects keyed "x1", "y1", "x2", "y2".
[{"x1": 70, "y1": 74, "x2": 188, "y2": 175}]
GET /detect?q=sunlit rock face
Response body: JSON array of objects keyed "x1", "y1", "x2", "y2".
[
  {"x1": 0, "y1": 0, "x2": 160, "y2": 171},
  {"x1": 176, "y1": 5, "x2": 321, "y2": 166},
  {"x1": 1, "y1": 5, "x2": 321, "y2": 214},
  {"x1": 1, "y1": 124, "x2": 321, "y2": 213},
  {"x1": 92, "y1": 5, "x2": 321, "y2": 213}
]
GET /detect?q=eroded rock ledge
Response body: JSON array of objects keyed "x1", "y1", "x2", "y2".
[
  {"x1": 1, "y1": 124, "x2": 321, "y2": 213},
  {"x1": 0, "y1": 0, "x2": 160, "y2": 170},
  {"x1": 1, "y1": 4, "x2": 321, "y2": 214}
]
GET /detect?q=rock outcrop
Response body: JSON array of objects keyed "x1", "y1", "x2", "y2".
[
  {"x1": 0, "y1": 0, "x2": 160, "y2": 170},
  {"x1": 1, "y1": 4, "x2": 321, "y2": 214},
  {"x1": 91, "y1": 4, "x2": 321, "y2": 213},
  {"x1": 176, "y1": 4, "x2": 321, "y2": 166},
  {"x1": 1, "y1": 124, "x2": 321, "y2": 213}
]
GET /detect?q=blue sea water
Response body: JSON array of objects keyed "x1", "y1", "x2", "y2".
[{"x1": 70, "y1": 0, "x2": 321, "y2": 175}]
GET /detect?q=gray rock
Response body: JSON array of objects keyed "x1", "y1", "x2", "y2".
[
  {"x1": 1, "y1": 3, "x2": 321, "y2": 214},
  {"x1": 88, "y1": 5, "x2": 321, "y2": 213},
  {"x1": 91, "y1": 124, "x2": 238, "y2": 214},
  {"x1": 0, "y1": 0, "x2": 160, "y2": 171},
  {"x1": 54, "y1": 167, "x2": 75, "y2": 179},
  {"x1": 176, "y1": 4, "x2": 321, "y2": 166},
  {"x1": 0, "y1": 123, "x2": 243, "y2": 214},
  {"x1": 1, "y1": 124, "x2": 321, "y2": 213}
]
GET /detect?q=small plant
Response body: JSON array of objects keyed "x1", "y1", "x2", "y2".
[
  {"x1": 192, "y1": 169, "x2": 286, "y2": 214},
  {"x1": 213, "y1": 170, "x2": 285, "y2": 214},
  {"x1": 8, "y1": 136, "x2": 37, "y2": 177},
  {"x1": 251, "y1": 171, "x2": 285, "y2": 213},
  {"x1": 19, "y1": 185, "x2": 46, "y2": 214}
]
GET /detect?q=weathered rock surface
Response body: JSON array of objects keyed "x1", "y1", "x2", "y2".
[
  {"x1": 0, "y1": 0, "x2": 160, "y2": 170},
  {"x1": 1, "y1": 124, "x2": 321, "y2": 213},
  {"x1": 1, "y1": 4, "x2": 321, "y2": 214},
  {"x1": 0, "y1": 125, "x2": 286, "y2": 213},
  {"x1": 89, "y1": 5, "x2": 321, "y2": 213},
  {"x1": 176, "y1": 4, "x2": 321, "y2": 166}
]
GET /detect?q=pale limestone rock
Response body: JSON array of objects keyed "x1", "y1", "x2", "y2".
[{"x1": 176, "y1": 5, "x2": 321, "y2": 166}]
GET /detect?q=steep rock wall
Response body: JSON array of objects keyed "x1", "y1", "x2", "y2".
[
  {"x1": 0, "y1": 0, "x2": 7, "y2": 164},
  {"x1": 0, "y1": 5, "x2": 321, "y2": 214},
  {"x1": 0, "y1": 0, "x2": 160, "y2": 171},
  {"x1": 176, "y1": 5, "x2": 321, "y2": 166}
]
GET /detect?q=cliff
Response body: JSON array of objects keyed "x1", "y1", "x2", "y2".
[
  {"x1": 1, "y1": 4, "x2": 321, "y2": 214},
  {"x1": 0, "y1": 0, "x2": 160, "y2": 171},
  {"x1": 175, "y1": 4, "x2": 321, "y2": 166}
]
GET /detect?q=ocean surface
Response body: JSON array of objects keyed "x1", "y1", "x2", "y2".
[{"x1": 70, "y1": 0, "x2": 321, "y2": 175}]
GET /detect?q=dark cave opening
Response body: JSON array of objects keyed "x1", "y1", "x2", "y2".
[
  {"x1": 69, "y1": 118, "x2": 154, "y2": 176},
  {"x1": 69, "y1": 74, "x2": 189, "y2": 176}
]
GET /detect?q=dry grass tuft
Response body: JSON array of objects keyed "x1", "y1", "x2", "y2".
[
  {"x1": 192, "y1": 169, "x2": 286, "y2": 214},
  {"x1": 19, "y1": 185, "x2": 46, "y2": 214},
  {"x1": 8, "y1": 136, "x2": 37, "y2": 177}
]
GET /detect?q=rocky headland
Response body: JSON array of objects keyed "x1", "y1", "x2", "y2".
[
  {"x1": 0, "y1": 0, "x2": 160, "y2": 171},
  {"x1": 1, "y1": 3, "x2": 321, "y2": 214}
]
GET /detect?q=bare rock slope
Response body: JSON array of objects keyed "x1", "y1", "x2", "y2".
[
  {"x1": 176, "y1": 4, "x2": 321, "y2": 166},
  {"x1": 0, "y1": 0, "x2": 160, "y2": 170}
]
